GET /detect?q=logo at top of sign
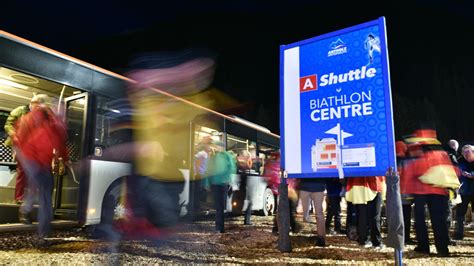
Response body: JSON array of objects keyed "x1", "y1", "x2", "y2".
[
  {"x1": 328, "y1": 39, "x2": 348, "y2": 57},
  {"x1": 300, "y1": 75, "x2": 317, "y2": 93}
]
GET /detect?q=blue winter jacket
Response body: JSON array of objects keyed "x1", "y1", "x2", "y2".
[{"x1": 458, "y1": 158, "x2": 474, "y2": 196}]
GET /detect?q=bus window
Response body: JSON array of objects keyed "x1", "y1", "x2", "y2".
[
  {"x1": 227, "y1": 134, "x2": 258, "y2": 175},
  {"x1": 0, "y1": 111, "x2": 13, "y2": 165},
  {"x1": 66, "y1": 98, "x2": 85, "y2": 163},
  {"x1": 227, "y1": 134, "x2": 248, "y2": 153},
  {"x1": 92, "y1": 96, "x2": 132, "y2": 161},
  {"x1": 257, "y1": 144, "x2": 279, "y2": 176},
  {"x1": 248, "y1": 142, "x2": 259, "y2": 174},
  {"x1": 194, "y1": 125, "x2": 223, "y2": 150},
  {"x1": 193, "y1": 124, "x2": 224, "y2": 178},
  {"x1": 0, "y1": 110, "x2": 15, "y2": 205}
]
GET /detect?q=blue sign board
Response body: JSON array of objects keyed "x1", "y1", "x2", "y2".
[{"x1": 280, "y1": 17, "x2": 396, "y2": 178}]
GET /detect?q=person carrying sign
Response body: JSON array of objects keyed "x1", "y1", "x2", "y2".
[
  {"x1": 345, "y1": 176, "x2": 386, "y2": 249},
  {"x1": 299, "y1": 178, "x2": 327, "y2": 246}
]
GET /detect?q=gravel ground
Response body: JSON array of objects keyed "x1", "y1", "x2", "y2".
[{"x1": 1, "y1": 215, "x2": 474, "y2": 265}]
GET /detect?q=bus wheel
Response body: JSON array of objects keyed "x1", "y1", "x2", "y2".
[
  {"x1": 261, "y1": 188, "x2": 275, "y2": 216},
  {"x1": 93, "y1": 180, "x2": 126, "y2": 240},
  {"x1": 103, "y1": 181, "x2": 128, "y2": 221},
  {"x1": 113, "y1": 201, "x2": 128, "y2": 220}
]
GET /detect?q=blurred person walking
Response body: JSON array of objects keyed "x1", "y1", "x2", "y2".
[
  {"x1": 299, "y1": 178, "x2": 326, "y2": 246},
  {"x1": 287, "y1": 178, "x2": 301, "y2": 233},
  {"x1": 263, "y1": 152, "x2": 281, "y2": 233},
  {"x1": 237, "y1": 149, "x2": 254, "y2": 225},
  {"x1": 15, "y1": 94, "x2": 67, "y2": 242},
  {"x1": 204, "y1": 141, "x2": 236, "y2": 233},
  {"x1": 192, "y1": 136, "x2": 213, "y2": 215},
  {"x1": 266, "y1": 152, "x2": 300, "y2": 235},
  {"x1": 127, "y1": 56, "x2": 234, "y2": 235},
  {"x1": 403, "y1": 128, "x2": 460, "y2": 257},
  {"x1": 91, "y1": 54, "x2": 242, "y2": 262},
  {"x1": 3, "y1": 96, "x2": 40, "y2": 206},
  {"x1": 454, "y1": 144, "x2": 474, "y2": 240}
]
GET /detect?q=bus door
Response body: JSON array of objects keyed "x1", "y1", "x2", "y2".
[
  {"x1": 190, "y1": 122, "x2": 225, "y2": 214},
  {"x1": 53, "y1": 92, "x2": 88, "y2": 219}
]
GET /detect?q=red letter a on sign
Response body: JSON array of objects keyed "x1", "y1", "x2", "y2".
[{"x1": 300, "y1": 75, "x2": 317, "y2": 93}]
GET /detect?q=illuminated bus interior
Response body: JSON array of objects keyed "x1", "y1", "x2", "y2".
[{"x1": 0, "y1": 66, "x2": 82, "y2": 222}]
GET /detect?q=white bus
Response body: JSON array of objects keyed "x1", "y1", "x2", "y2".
[{"x1": 0, "y1": 31, "x2": 280, "y2": 229}]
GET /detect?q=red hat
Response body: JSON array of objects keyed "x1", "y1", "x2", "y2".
[{"x1": 405, "y1": 129, "x2": 440, "y2": 145}]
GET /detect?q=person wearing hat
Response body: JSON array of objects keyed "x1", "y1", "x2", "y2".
[
  {"x1": 3, "y1": 94, "x2": 47, "y2": 211},
  {"x1": 403, "y1": 128, "x2": 459, "y2": 257}
]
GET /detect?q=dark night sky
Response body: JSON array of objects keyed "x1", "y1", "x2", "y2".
[{"x1": 2, "y1": 1, "x2": 474, "y2": 143}]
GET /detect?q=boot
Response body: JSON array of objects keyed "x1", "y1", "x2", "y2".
[
  {"x1": 19, "y1": 211, "x2": 32, "y2": 224},
  {"x1": 291, "y1": 222, "x2": 302, "y2": 234},
  {"x1": 453, "y1": 218, "x2": 464, "y2": 240},
  {"x1": 272, "y1": 226, "x2": 279, "y2": 235},
  {"x1": 335, "y1": 218, "x2": 342, "y2": 233},
  {"x1": 316, "y1": 236, "x2": 326, "y2": 247},
  {"x1": 244, "y1": 203, "x2": 253, "y2": 225}
]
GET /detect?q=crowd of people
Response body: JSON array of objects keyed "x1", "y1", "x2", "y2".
[
  {"x1": 4, "y1": 88, "x2": 473, "y2": 259},
  {"x1": 265, "y1": 128, "x2": 471, "y2": 258},
  {"x1": 2, "y1": 53, "x2": 472, "y2": 258}
]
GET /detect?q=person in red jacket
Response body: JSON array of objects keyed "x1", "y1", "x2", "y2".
[
  {"x1": 403, "y1": 128, "x2": 459, "y2": 257},
  {"x1": 263, "y1": 152, "x2": 281, "y2": 195},
  {"x1": 264, "y1": 152, "x2": 300, "y2": 235},
  {"x1": 15, "y1": 95, "x2": 67, "y2": 243}
]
